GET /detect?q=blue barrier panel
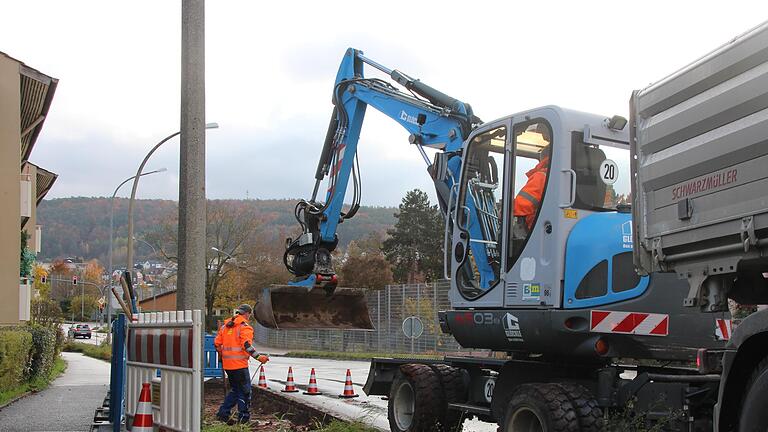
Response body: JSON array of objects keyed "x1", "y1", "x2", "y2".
[
  {"x1": 204, "y1": 333, "x2": 223, "y2": 378},
  {"x1": 109, "y1": 314, "x2": 126, "y2": 432}
]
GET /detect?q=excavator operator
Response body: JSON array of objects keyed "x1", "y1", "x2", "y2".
[
  {"x1": 215, "y1": 304, "x2": 269, "y2": 424},
  {"x1": 514, "y1": 144, "x2": 551, "y2": 232}
]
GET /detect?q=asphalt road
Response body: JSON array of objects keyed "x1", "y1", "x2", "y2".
[
  {"x1": 0, "y1": 352, "x2": 109, "y2": 432},
  {"x1": 247, "y1": 354, "x2": 497, "y2": 431},
  {"x1": 61, "y1": 322, "x2": 108, "y2": 346}
]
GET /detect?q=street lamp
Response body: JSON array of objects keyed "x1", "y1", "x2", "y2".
[
  {"x1": 125, "y1": 123, "x2": 218, "y2": 307},
  {"x1": 107, "y1": 168, "x2": 166, "y2": 340}
]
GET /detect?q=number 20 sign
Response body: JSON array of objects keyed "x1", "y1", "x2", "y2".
[{"x1": 600, "y1": 159, "x2": 618, "y2": 185}]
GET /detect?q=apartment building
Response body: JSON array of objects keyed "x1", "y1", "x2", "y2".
[{"x1": 0, "y1": 51, "x2": 58, "y2": 324}]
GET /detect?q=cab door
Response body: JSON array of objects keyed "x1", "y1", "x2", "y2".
[
  {"x1": 502, "y1": 116, "x2": 558, "y2": 308},
  {"x1": 449, "y1": 119, "x2": 511, "y2": 308}
]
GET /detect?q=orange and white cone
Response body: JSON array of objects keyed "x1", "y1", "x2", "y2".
[
  {"x1": 303, "y1": 368, "x2": 323, "y2": 395},
  {"x1": 281, "y1": 366, "x2": 299, "y2": 393},
  {"x1": 338, "y1": 369, "x2": 359, "y2": 398},
  {"x1": 257, "y1": 365, "x2": 268, "y2": 388},
  {"x1": 132, "y1": 382, "x2": 154, "y2": 432}
]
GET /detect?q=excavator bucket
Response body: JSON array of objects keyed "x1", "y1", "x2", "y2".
[{"x1": 254, "y1": 285, "x2": 375, "y2": 330}]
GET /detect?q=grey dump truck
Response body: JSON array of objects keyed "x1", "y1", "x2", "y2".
[{"x1": 631, "y1": 20, "x2": 768, "y2": 432}]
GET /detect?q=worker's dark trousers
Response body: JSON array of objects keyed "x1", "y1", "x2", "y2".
[{"x1": 217, "y1": 367, "x2": 251, "y2": 422}]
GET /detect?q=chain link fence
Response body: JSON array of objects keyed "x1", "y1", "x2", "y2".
[{"x1": 254, "y1": 281, "x2": 476, "y2": 355}]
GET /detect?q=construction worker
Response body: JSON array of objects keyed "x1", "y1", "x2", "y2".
[
  {"x1": 214, "y1": 304, "x2": 269, "y2": 424},
  {"x1": 514, "y1": 144, "x2": 551, "y2": 231}
]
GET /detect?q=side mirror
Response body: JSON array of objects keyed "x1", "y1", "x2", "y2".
[{"x1": 430, "y1": 153, "x2": 449, "y2": 182}]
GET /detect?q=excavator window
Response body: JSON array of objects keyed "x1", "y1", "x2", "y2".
[
  {"x1": 456, "y1": 126, "x2": 507, "y2": 299},
  {"x1": 507, "y1": 120, "x2": 553, "y2": 272},
  {"x1": 571, "y1": 132, "x2": 631, "y2": 211}
]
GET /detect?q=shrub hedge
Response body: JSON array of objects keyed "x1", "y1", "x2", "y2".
[
  {"x1": 0, "y1": 324, "x2": 63, "y2": 396},
  {"x1": 24, "y1": 324, "x2": 59, "y2": 381},
  {"x1": 0, "y1": 330, "x2": 33, "y2": 394}
]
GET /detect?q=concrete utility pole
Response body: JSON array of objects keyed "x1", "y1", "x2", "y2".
[{"x1": 178, "y1": 0, "x2": 207, "y2": 315}]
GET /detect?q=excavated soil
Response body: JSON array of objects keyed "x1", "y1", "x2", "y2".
[{"x1": 203, "y1": 378, "x2": 338, "y2": 431}]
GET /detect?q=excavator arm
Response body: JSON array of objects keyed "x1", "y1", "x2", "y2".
[{"x1": 255, "y1": 48, "x2": 479, "y2": 329}]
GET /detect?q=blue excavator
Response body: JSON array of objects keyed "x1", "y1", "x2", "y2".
[{"x1": 253, "y1": 48, "x2": 733, "y2": 431}]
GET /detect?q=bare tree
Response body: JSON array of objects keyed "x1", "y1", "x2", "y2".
[{"x1": 146, "y1": 200, "x2": 262, "y2": 325}]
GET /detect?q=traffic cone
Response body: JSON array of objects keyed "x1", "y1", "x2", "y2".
[
  {"x1": 132, "y1": 382, "x2": 154, "y2": 432},
  {"x1": 338, "y1": 369, "x2": 359, "y2": 398},
  {"x1": 281, "y1": 366, "x2": 299, "y2": 393},
  {"x1": 257, "y1": 365, "x2": 268, "y2": 388},
  {"x1": 303, "y1": 368, "x2": 323, "y2": 395}
]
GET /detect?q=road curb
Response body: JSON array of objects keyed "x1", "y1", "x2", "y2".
[{"x1": 0, "y1": 391, "x2": 33, "y2": 411}]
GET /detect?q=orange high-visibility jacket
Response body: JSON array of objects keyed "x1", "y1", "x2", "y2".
[
  {"x1": 214, "y1": 315, "x2": 254, "y2": 370},
  {"x1": 514, "y1": 158, "x2": 549, "y2": 230}
]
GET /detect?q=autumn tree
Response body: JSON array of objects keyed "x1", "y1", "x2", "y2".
[
  {"x1": 338, "y1": 233, "x2": 393, "y2": 289},
  {"x1": 383, "y1": 189, "x2": 444, "y2": 283},
  {"x1": 49, "y1": 259, "x2": 75, "y2": 301},
  {"x1": 147, "y1": 200, "x2": 264, "y2": 326}
]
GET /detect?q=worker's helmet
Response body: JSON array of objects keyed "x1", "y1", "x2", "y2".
[{"x1": 235, "y1": 304, "x2": 253, "y2": 315}]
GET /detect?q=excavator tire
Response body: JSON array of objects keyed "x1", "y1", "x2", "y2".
[
  {"x1": 553, "y1": 383, "x2": 603, "y2": 432},
  {"x1": 430, "y1": 364, "x2": 468, "y2": 432},
  {"x1": 502, "y1": 383, "x2": 579, "y2": 432},
  {"x1": 388, "y1": 363, "x2": 444, "y2": 432}
]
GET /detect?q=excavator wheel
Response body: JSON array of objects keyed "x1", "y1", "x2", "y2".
[
  {"x1": 429, "y1": 364, "x2": 468, "y2": 432},
  {"x1": 553, "y1": 383, "x2": 603, "y2": 432},
  {"x1": 501, "y1": 383, "x2": 579, "y2": 432},
  {"x1": 388, "y1": 363, "x2": 444, "y2": 432}
]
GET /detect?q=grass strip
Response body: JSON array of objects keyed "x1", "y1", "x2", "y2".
[
  {"x1": 0, "y1": 356, "x2": 67, "y2": 407},
  {"x1": 284, "y1": 350, "x2": 441, "y2": 361},
  {"x1": 63, "y1": 341, "x2": 112, "y2": 362}
]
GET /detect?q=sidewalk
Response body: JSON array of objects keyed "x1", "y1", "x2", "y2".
[{"x1": 0, "y1": 352, "x2": 109, "y2": 431}]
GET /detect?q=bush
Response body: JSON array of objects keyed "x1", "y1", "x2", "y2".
[
  {"x1": 23, "y1": 325, "x2": 59, "y2": 381},
  {"x1": 0, "y1": 330, "x2": 33, "y2": 394}
]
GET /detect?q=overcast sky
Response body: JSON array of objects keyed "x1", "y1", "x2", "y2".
[{"x1": 3, "y1": 1, "x2": 767, "y2": 206}]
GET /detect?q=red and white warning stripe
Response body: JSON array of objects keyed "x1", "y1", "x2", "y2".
[
  {"x1": 127, "y1": 328, "x2": 193, "y2": 368},
  {"x1": 590, "y1": 310, "x2": 669, "y2": 337},
  {"x1": 327, "y1": 144, "x2": 347, "y2": 195},
  {"x1": 715, "y1": 319, "x2": 732, "y2": 341}
]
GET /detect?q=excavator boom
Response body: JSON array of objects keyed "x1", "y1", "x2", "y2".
[{"x1": 254, "y1": 48, "x2": 474, "y2": 330}]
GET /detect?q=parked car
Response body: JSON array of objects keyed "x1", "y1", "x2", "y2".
[{"x1": 68, "y1": 324, "x2": 91, "y2": 339}]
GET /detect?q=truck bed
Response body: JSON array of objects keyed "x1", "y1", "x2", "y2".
[{"x1": 631, "y1": 21, "x2": 768, "y2": 280}]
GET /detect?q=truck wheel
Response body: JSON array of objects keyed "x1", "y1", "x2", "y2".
[
  {"x1": 502, "y1": 384, "x2": 579, "y2": 432},
  {"x1": 739, "y1": 359, "x2": 768, "y2": 431},
  {"x1": 388, "y1": 363, "x2": 443, "y2": 432},
  {"x1": 553, "y1": 383, "x2": 602, "y2": 432},
  {"x1": 430, "y1": 364, "x2": 467, "y2": 431}
]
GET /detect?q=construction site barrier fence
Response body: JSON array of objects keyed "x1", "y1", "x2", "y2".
[{"x1": 125, "y1": 310, "x2": 202, "y2": 432}]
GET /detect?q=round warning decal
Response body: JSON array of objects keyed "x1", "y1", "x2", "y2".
[{"x1": 599, "y1": 159, "x2": 618, "y2": 185}]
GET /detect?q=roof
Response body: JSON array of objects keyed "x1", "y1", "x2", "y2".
[
  {"x1": 23, "y1": 162, "x2": 58, "y2": 204},
  {"x1": 0, "y1": 51, "x2": 59, "y2": 164}
]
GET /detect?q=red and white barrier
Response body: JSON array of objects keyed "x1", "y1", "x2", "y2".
[
  {"x1": 715, "y1": 319, "x2": 732, "y2": 340},
  {"x1": 590, "y1": 310, "x2": 669, "y2": 336},
  {"x1": 126, "y1": 310, "x2": 202, "y2": 432}
]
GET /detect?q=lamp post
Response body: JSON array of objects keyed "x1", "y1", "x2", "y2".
[
  {"x1": 125, "y1": 123, "x2": 218, "y2": 307},
  {"x1": 107, "y1": 169, "x2": 166, "y2": 342}
]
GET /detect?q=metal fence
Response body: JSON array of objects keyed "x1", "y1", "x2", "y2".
[{"x1": 254, "y1": 281, "x2": 476, "y2": 355}]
